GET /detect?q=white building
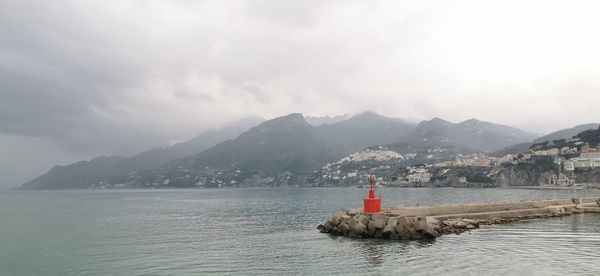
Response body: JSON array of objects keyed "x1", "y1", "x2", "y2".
[
  {"x1": 564, "y1": 151, "x2": 600, "y2": 170},
  {"x1": 407, "y1": 172, "x2": 431, "y2": 183},
  {"x1": 563, "y1": 161, "x2": 575, "y2": 171}
]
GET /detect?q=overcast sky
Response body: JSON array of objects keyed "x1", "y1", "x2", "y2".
[{"x1": 2, "y1": 0, "x2": 600, "y2": 189}]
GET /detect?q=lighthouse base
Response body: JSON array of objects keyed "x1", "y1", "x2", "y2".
[{"x1": 363, "y1": 197, "x2": 381, "y2": 213}]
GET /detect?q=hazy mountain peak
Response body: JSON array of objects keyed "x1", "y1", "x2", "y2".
[
  {"x1": 268, "y1": 113, "x2": 306, "y2": 124},
  {"x1": 460, "y1": 118, "x2": 480, "y2": 125},
  {"x1": 354, "y1": 110, "x2": 380, "y2": 117},
  {"x1": 305, "y1": 114, "x2": 350, "y2": 126},
  {"x1": 248, "y1": 113, "x2": 310, "y2": 134},
  {"x1": 348, "y1": 111, "x2": 395, "y2": 122},
  {"x1": 418, "y1": 117, "x2": 453, "y2": 128}
]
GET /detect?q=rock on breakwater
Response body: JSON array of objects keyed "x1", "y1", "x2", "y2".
[{"x1": 318, "y1": 197, "x2": 600, "y2": 240}]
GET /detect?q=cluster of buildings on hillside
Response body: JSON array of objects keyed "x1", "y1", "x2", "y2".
[
  {"x1": 528, "y1": 143, "x2": 600, "y2": 170},
  {"x1": 432, "y1": 154, "x2": 496, "y2": 168},
  {"x1": 390, "y1": 154, "x2": 499, "y2": 187},
  {"x1": 334, "y1": 148, "x2": 414, "y2": 163},
  {"x1": 516, "y1": 141, "x2": 600, "y2": 186},
  {"x1": 315, "y1": 138, "x2": 600, "y2": 188},
  {"x1": 317, "y1": 148, "x2": 415, "y2": 186}
]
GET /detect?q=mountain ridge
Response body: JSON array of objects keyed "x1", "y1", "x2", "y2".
[
  {"x1": 492, "y1": 123, "x2": 600, "y2": 156},
  {"x1": 19, "y1": 112, "x2": 544, "y2": 189},
  {"x1": 18, "y1": 117, "x2": 264, "y2": 189}
]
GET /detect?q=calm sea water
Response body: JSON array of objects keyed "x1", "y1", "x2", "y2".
[{"x1": 2, "y1": 188, "x2": 600, "y2": 276}]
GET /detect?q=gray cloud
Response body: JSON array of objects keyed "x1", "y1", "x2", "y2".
[{"x1": 2, "y1": 0, "x2": 600, "y2": 188}]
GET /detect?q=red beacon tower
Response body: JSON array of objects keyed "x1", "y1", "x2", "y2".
[{"x1": 363, "y1": 175, "x2": 381, "y2": 213}]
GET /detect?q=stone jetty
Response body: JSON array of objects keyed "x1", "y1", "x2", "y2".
[{"x1": 318, "y1": 196, "x2": 600, "y2": 240}]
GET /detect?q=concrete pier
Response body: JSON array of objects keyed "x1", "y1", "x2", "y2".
[{"x1": 318, "y1": 197, "x2": 600, "y2": 240}]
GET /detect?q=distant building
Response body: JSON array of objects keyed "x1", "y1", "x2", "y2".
[
  {"x1": 548, "y1": 174, "x2": 572, "y2": 186},
  {"x1": 581, "y1": 152, "x2": 600, "y2": 159},
  {"x1": 563, "y1": 161, "x2": 575, "y2": 171},
  {"x1": 533, "y1": 148, "x2": 559, "y2": 156},
  {"x1": 407, "y1": 172, "x2": 431, "y2": 183},
  {"x1": 581, "y1": 144, "x2": 591, "y2": 153},
  {"x1": 567, "y1": 152, "x2": 600, "y2": 169}
]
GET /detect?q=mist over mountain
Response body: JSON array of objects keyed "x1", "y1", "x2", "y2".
[{"x1": 18, "y1": 117, "x2": 263, "y2": 190}]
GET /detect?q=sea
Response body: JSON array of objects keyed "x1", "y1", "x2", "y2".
[{"x1": 2, "y1": 187, "x2": 600, "y2": 276}]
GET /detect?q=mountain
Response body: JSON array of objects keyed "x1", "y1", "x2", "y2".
[
  {"x1": 388, "y1": 118, "x2": 537, "y2": 153},
  {"x1": 305, "y1": 114, "x2": 350, "y2": 125},
  {"x1": 315, "y1": 111, "x2": 416, "y2": 153},
  {"x1": 20, "y1": 111, "x2": 541, "y2": 189},
  {"x1": 133, "y1": 113, "x2": 346, "y2": 187},
  {"x1": 18, "y1": 117, "x2": 263, "y2": 190},
  {"x1": 534, "y1": 123, "x2": 600, "y2": 143},
  {"x1": 492, "y1": 123, "x2": 600, "y2": 156}
]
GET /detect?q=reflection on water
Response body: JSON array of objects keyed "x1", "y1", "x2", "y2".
[
  {"x1": 364, "y1": 241, "x2": 385, "y2": 269},
  {"x1": 1, "y1": 188, "x2": 600, "y2": 275}
]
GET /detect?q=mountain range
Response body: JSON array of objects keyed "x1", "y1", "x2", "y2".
[{"x1": 18, "y1": 111, "x2": 596, "y2": 189}]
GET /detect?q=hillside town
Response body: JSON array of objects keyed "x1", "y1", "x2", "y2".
[{"x1": 314, "y1": 137, "x2": 600, "y2": 189}]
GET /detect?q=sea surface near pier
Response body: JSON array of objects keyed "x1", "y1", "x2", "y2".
[{"x1": 2, "y1": 188, "x2": 600, "y2": 276}]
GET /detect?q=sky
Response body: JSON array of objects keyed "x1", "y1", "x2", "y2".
[{"x1": 1, "y1": 0, "x2": 600, "y2": 189}]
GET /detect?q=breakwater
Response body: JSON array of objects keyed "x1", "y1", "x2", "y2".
[{"x1": 318, "y1": 197, "x2": 600, "y2": 240}]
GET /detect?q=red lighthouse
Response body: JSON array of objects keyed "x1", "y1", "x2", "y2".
[{"x1": 363, "y1": 175, "x2": 381, "y2": 213}]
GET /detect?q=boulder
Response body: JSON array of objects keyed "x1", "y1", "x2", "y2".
[
  {"x1": 373, "y1": 216, "x2": 387, "y2": 229},
  {"x1": 423, "y1": 217, "x2": 441, "y2": 238},
  {"x1": 453, "y1": 221, "x2": 469, "y2": 229},
  {"x1": 320, "y1": 221, "x2": 334, "y2": 233},
  {"x1": 330, "y1": 216, "x2": 340, "y2": 226},
  {"x1": 340, "y1": 214, "x2": 352, "y2": 223},
  {"x1": 442, "y1": 219, "x2": 459, "y2": 227},
  {"x1": 347, "y1": 217, "x2": 358, "y2": 227},
  {"x1": 367, "y1": 221, "x2": 377, "y2": 237},
  {"x1": 331, "y1": 209, "x2": 349, "y2": 225},
  {"x1": 357, "y1": 215, "x2": 370, "y2": 226},
  {"x1": 352, "y1": 222, "x2": 367, "y2": 237},
  {"x1": 383, "y1": 217, "x2": 398, "y2": 235},
  {"x1": 338, "y1": 222, "x2": 350, "y2": 234},
  {"x1": 413, "y1": 216, "x2": 428, "y2": 230},
  {"x1": 461, "y1": 219, "x2": 479, "y2": 227},
  {"x1": 331, "y1": 226, "x2": 342, "y2": 235},
  {"x1": 374, "y1": 229, "x2": 384, "y2": 238},
  {"x1": 394, "y1": 218, "x2": 412, "y2": 240},
  {"x1": 402, "y1": 217, "x2": 421, "y2": 239}
]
